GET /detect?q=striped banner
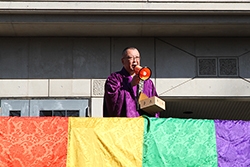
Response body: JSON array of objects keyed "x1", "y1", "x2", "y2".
[{"x1": 0, "y1": 116, "x2": 250, "y2": 166}]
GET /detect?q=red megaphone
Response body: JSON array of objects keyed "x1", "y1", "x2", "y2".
[{"x1": 134, "y1": 65, "x2": 152, "y2": 81}]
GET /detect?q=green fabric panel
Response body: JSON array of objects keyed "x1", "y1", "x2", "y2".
[{"x1": 142, "y1": 117, "x2": 218, "y2": 167}]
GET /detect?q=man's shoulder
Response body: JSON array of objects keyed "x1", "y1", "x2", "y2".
[
  {"x1": 108, "y1": 70, "x2": 123, "y2": 78},
  {"x1": 144, "y1": 78, "x2": 154, "y2": 84},
  {"x1": 106, "y1": 69, "x2": 125, "y2": 83},
  {"x1": 144, "y1": 78, "x2": 156, "y2": 88}
]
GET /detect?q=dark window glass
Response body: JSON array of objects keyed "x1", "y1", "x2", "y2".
[
  {"x1": 39, "y1": 110, "x2": 79, "y2": 117},
  {"x1": 54, "y1": 110, "x2": 65, "y2": 117},
  {"x1": 67, "y1": 110, "x2": 79, "y2": 117},
  {"x1": 10, "y1": 110, "x2": 21, "y2": 117},
  {"x1": 40, "y1": 110, "x2": 53, "y2": 117}
]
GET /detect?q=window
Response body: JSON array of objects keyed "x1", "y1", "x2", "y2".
[
  {"x1": 1, "y1": 99, "x2": 88, "y2": 117},
  {"x1": 40, "y1": 110, "x2": 79, "y2": 117},
  {"x1": 10, "y1": 111, "x2": 21, "y2": 117}
]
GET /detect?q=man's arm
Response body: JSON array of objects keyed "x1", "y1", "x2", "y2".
[{"x1": 103, "y1": 73, "x2": 133, "y2": 117}]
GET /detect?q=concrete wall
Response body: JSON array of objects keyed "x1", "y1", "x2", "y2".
[{"x1": 0, "y1": 37, "x2": 250, "y2": 117}]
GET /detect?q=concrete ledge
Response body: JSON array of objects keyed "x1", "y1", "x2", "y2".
[
  {"x1": 0, "y1": 79, "x2": 48, "y2": 97},
  {"x1": 49, "y1": 79, "x2": 91, "y2": 97},
  {"x1": 157, "y1": 78, "x2": 250, "y2": 97},
  {"x1": 91, "y1": 98, "x2": 104, "y2": 117},
  {"x1": 1, "y1": 2, "x2": 250, "y2": 14}
]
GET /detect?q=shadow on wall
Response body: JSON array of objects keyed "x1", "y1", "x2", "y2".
[{"x1": 0, "y1": 37, "x2": 249, "y2": 79}]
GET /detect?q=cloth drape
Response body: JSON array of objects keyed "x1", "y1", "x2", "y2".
[
  {"x1": 1, "y1": 117, "x2": 250, "y2": 167},
  {"x1": 215, "y1": 120, "x2": 250, "y2": 166},
  {"x1": 0, "y1": 117, "x2": 68, "y2": 167},
  {"x1": 142, "y1": 117, "x2": 218, "y2": 166},
  {"x1": 67, "y1": 117, "x2": 144, "y2": 167}
]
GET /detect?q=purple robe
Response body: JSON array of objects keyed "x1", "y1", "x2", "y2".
[{"x1": 103, "y1": 67, "x2": 160, "y2": 117}]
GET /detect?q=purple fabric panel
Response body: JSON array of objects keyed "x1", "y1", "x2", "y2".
[
  {"x1": 215, "y1": 120, "x2": 250, "y2": 167},
  {"x1": 104, "y1": 67, "x2": 159, "y2": 117}
]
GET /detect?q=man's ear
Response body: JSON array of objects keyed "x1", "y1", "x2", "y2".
[{"x1": 121, "y1": 58, "x2": 124, "y2": 65}]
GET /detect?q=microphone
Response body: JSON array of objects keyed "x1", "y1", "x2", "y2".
[{"x1": 134, "y1": 65, "x2": 152, "y2": 81}]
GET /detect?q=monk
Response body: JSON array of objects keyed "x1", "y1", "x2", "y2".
[{"x1": 103, "y1": 47, "x2": 159, "y2": 117}]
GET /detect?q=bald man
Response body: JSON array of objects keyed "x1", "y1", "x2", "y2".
[{"x1": 103, "y1": 47, "x2": 159, "y2": 117}]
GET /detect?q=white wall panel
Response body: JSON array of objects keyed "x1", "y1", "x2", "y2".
[
  {"x1": 49, "y1": 79, "x2": 91, "y2": 97},
  {"x1": 91, "y1": 98, "x2": 103, "y2": 117}
]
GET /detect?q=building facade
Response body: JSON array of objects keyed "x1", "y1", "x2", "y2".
[{"x1": 0, "y1": 0, "x2": 250, "y2": 120}]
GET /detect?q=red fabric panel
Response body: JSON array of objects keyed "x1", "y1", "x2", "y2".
[{"x1": 0, "y1": 117, "x2": 68, "y2": 167}]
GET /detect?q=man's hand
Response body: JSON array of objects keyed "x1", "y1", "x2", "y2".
[{"x1": 130, "y1": 74, "x2": 141, "y2": 87}]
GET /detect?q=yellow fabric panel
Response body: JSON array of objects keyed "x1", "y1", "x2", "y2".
[{"x1": 67, "y1": 117, "x2": 144, "y2": 167}]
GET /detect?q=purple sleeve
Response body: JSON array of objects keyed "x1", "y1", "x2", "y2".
[
  {"x1": 104, "y1": 73, "x2": 132, "y2": 117},
  {"x1": 152, "y1": 82, "x2": 161, "y2": 118}
]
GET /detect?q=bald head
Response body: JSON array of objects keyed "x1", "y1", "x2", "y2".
[
  {"x1": 121, "y1": 47, "x2": 140, "y2": 75},
  {"x1": 122, "y1": 47, "x2": 139, "y2": 58}
]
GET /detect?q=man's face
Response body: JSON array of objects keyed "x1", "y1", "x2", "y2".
[{"x1": 121, "y1": 49, "x2": 140, "y2": 75}]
